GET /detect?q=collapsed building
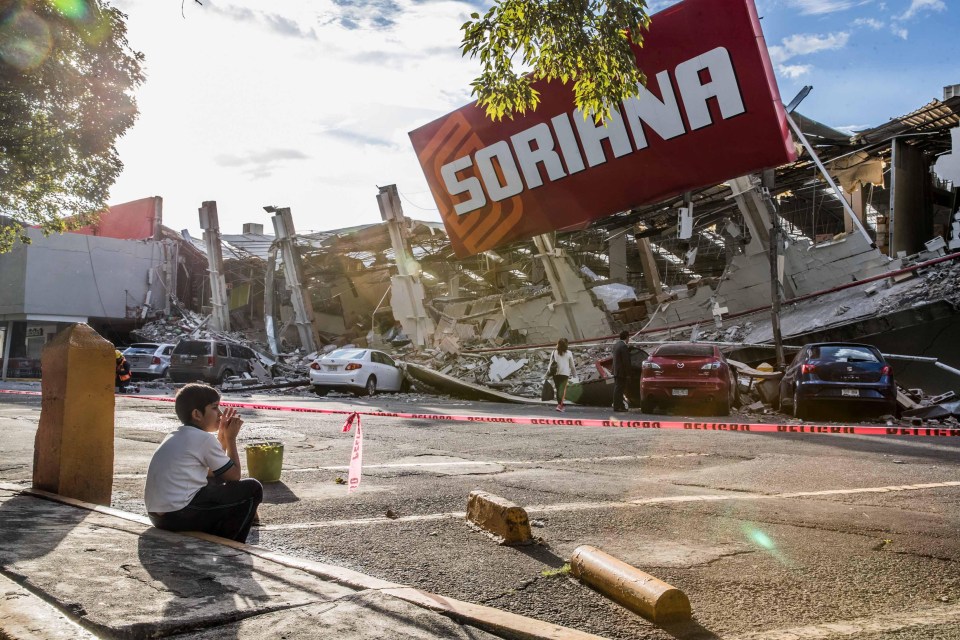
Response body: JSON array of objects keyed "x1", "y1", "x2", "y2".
[{"x1": 1, "y1": 88, "x2": 958, "y2": 408}]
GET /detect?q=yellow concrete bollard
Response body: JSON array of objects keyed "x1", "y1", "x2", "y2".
[
  {"x1": 33, "y1": 323, "x2": 115, "y2": 505},
  {"x1": 570, "y1": 545, "x2": 691, "y2": 623},
  {"x1": 466, "y1": 490, "x2": 533, "y2": 545}
]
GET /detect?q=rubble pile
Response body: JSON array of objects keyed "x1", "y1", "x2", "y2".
[
  {"x1": 403, "y1": 342, "x2": 613, "y2": 399},
  {"x1": 129, "y1": 309, "x2": 316, "y2": 385},
  {"x1": 874, "y1": 257, "x2": 960, "y2": 316}
]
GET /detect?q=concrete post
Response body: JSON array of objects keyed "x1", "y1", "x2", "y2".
[
  {"x1": 271, "y1": 208, "x2": 317, "y2": 354},
  {"x1": 0, "y1": 321, "x2": 11, "y2": 381},
  {"x1": 377, "y1": 185, "x2": 436, "y2": 347},
  {"x1": 198, "y1": 201, "x2": 231, "y2": 332},
  {"x1": 634, "y1": 234, "x2": 662, "y2": 295},
  {"x1": 33, "y1": 323, "x2": 114, "y2": 505},
  {"x1": 608, "y1": 232, "x2": 627, "y2": 282},
  {"x1": 532, "y1": 234, "x2": 582, "y2": 339},
  {"x1": 729, "y1": 175, "x2": 772, "y2": 255}
]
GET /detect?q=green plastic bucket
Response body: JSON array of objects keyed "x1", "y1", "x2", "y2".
[{"x1": 245, "y1": 441, "x2": 284, "y2": 483}]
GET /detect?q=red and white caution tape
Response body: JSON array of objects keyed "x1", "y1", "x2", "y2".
[
  {"x1": 2, "y1": 389, "x2": 958, "y2": 438},
  {"x1": 341, "y1": 412, "x2": 363, "y2": 493}
]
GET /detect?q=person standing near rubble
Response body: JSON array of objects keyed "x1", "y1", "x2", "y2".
[
  {"x1": 612, "y1": 330, "x2": 630, "y2": 412},
  {"x1": 549, "y1": 338, "x2": 577, "y2": 412}
]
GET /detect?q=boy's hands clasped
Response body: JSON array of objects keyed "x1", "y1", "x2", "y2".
[{"x1": 218, "y1": 406, "x2": 244, "y2": 440}]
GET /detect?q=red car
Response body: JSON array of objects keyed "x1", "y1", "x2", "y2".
[{"x1": 640, "y1": 343, "x2": 738, "y2": 416}]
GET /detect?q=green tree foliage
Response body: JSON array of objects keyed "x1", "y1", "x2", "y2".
[
  {"x1": 460, "y1": 0, "x2": 650, "y2": 121},
  {"x1": 0, "y1": 0, "x2": 144, "y2": 252}
]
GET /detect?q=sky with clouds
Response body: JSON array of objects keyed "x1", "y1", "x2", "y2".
[{"x1": 107, "y1": 0, "x2": 957, "y2": 236}]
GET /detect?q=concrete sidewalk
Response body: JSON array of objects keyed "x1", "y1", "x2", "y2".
[{"x1": 0, "y1": 485, "x2": 606, "y2": 640}]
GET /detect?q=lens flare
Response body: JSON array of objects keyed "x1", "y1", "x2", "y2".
[
  {"x1": 0, "y1": 9, "x2": 53, "y2": 71},
  {"x1": 741, "y1": 522, "x2": 792, "y2": 566},
  {"x1": 747, "y1": 528, "x2": 776, "y2": 550},
  {"x1": 52, "y1": 0, "x2": 89, "y2": 20}
]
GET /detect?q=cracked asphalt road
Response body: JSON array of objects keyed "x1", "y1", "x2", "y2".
[{"x1": 2, "y1": 389, "x2": 959, "y2": 639}]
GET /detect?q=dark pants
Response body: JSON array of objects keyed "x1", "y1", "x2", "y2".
[
  {"x1": 553, "y1": 375, "x2": 569, "y2": 404},
  {"x1": 613, "y1": 376, "x2": 628, "y2": 411},
  {"x1": 149, "y1": 478, "x2": 263, "y2": 543}
]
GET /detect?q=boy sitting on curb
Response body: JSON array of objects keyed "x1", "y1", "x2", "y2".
[{"x1": 145, "y1": 383, "x2": 263, "y2": 543}]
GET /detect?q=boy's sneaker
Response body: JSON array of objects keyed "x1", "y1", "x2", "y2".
[{"x1": 556, "y1": 404, "x2": 565, "y2": 412}]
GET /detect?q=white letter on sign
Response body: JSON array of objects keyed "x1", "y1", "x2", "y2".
[
  {"x1": 475, "y1": 141, "x2": 524, "y2": 201},
  {"x1": 573, "y1": 107, "x2": 632, "y2": 167},
  {"x1": 511, "y1": 123, "x2": 566, "y2": 189},
  {"x1": 441, "y1": 155, "x2": 487, "y2": 215},
  {"x1": 675, "y1": 47, "x2": 745, "y2": 130},
  {"x1": 622, "y1": 70, "x2": 686, "y2": 150},
  {"x1": 551, "y1": 113, "x2": 586, "y2": 175}
]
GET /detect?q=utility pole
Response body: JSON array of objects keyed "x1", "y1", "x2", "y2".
[{"x1": 766, "y1": 190, "x2": 786, "y2": 369}]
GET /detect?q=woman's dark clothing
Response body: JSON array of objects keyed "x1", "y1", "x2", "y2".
[
  {"x1": 552, "y1": 375, "x2": 569, "y2": 403},
  {"x1": 148, "y1": 478, "x2": 263, "y2": 543}
]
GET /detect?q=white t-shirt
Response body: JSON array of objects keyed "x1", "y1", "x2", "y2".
[
  {"x1": 550, "y1": 350, "x2": 576, "y2": 377},
  {"x1": 144, "y1": 425, "x2": 234, "y2": 514}
]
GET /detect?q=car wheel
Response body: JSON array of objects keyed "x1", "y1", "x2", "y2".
[
  {"x1": 313, "y1": 386, "x2": 329, "y2": 397},
  {"x1": 219, "y1": 369, "x2": 234, "y2": 384},
  {"x1": 365, "y1": 376, "x2": 377, "y2": 397},
  {"x1": 640, "y1": 398, "x2": 656, "y2": 414},
  {"x1": 161, "y1": 367, "x2": 169, "y2": 379},
  {"x1": 399, "y1": 378, "x2": 411, "y2": 393},
  {"x1": 793, "y1": 388, "x2": 810, "y2": 421}
]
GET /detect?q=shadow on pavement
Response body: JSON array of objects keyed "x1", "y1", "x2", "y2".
[
  {"x1": 661, "y1": 618, "x2": 722, "y2": 639},
  {"x1": 262, "y1": 481, "x2": 300, "y2": 504},
  {"x1": 136, "y1": 530, "x2": 266, "y2": 639}
]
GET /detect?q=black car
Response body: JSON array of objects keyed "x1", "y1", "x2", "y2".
[{"x1": 778, "y1": 342, "x2": 897, "y2": 420}]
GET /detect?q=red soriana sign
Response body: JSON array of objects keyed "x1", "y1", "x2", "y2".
[{"x1": 409, "y1": 0, "x2": 795, "y2": 257}]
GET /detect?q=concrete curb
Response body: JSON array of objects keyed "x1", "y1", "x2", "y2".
[
  {"x1": 0, "y1": 484, "x2": 608, "y2": 640},
  {"x1": 570, "y1": 545, "x2": 691, "y2": 624}
]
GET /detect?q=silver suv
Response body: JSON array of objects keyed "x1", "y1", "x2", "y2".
[
  {"x1": 169, "y1": 340, "x2": 255, "y2": 384},
  {"x1": 123, "y1": 343, "x2": 175, "y2": 379}
]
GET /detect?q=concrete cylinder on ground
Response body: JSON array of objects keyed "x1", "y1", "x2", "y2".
[
  {"x1": 570, "y1": 545, "x2": 691, "y2": 623},
  {"x1": 33, "y1": 323, "x2": 115, "y2": 505}
]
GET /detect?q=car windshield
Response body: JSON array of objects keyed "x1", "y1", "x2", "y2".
[
  {"x1": 325, "y1": 349, "x2": 366, "y2": 360},
  {"x1": 173, "y1": 341, "x2": 212, "y2": 356},
  {"x1": 811, "y1": 346, "x2": 879, "y2": 363},
  {"x1": 654, "y1": 344, "x2": 715, "y2": 357},
  {"x1": 125, "y1": 344, "x2": 159, "y2": 354}
]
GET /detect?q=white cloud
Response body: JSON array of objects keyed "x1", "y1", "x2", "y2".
[
  {"x1": 788, "y1": 0, "x2": 858, "y2": 15},
  {"x1": 891, "y1": 25, "x2": 909, "y2": 38},
  {"x1": 768, "y1": 32, "x2": 850, "y2": 64},
  {"x1": 780, "y1": 64, "x2": 813, "y2": 78},
  {"x1": 852, "y1": 17, "x2": 884, "y2": 28},
  {"x1": 898, "y1": 0, "x2": 946, "y2": 20}
]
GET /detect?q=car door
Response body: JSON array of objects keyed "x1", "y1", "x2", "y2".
[
  {"x1": 377, "y1": 352, "x2": 401, "y2": 390},
  {"x1": 781, "y1": 347, "x2": 806, "y2": 402}
]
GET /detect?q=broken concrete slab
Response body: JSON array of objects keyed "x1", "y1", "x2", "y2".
[
  {"x1": 405, "y1": 363, "x2": 549, "y2": 405},
  {"x1": 488, "y1": 356, "x2": 528, "y2": 383}
]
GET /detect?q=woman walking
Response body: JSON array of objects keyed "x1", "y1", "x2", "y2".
[{"x1": 548, "y1": 338, "x2": 577, "y2": 412}]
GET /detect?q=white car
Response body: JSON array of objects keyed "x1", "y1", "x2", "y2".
[
  {"x1": 123, "y1": 343, "x2": 175, "y2": 379},
  {"x1": 309, "y1": 348, "x2": 409, "y2": 396}
]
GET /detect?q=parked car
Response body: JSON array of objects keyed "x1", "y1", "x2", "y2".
[
  {"x1": 309, "y1": 348, "x2": 409, "y2": 396},
  {"x1": 639, "y1": 343, "x2": 738, "y2": 416},
  {"x1": 168, "y1": 339, "x2": 255, "y2": 384},
  {"x1": 778, "y1": 342, "x2": 897, "y2": 420},
  {"x1": 122, "y1": 343, "x2": 175, "y2": 379}
]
